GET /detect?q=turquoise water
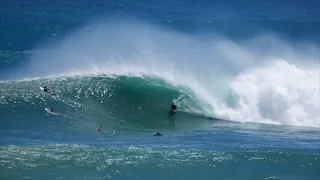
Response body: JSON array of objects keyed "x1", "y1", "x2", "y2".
[{"x1": 1, "y1": 0, "x2": 320, "y2": 179}]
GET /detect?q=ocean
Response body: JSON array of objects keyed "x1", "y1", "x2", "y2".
[{"x1": 1, "y1": 0, "x2": 320, "y2": 179}]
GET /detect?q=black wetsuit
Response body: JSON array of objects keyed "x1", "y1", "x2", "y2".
[{"x1": 154, "y1": 132, "x2": 162, "y2": 136}]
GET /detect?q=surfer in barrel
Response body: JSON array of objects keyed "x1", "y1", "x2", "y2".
[
  {"x1": 168, "y1": 102, "x2": 178, "y2": 119},
  {"x1": 170, "y1": 94, "x2": 185, "y2": 114},
  {"x1": 170, "y1": 103, "x2": 177, "y2": 113}
]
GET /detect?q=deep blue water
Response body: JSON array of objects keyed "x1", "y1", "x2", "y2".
[
  {"x1": 2, "y1": 0, "x2": 320, "y2": 50},
  {"x1": 1, "y1": 0, "x2": 320, "y2": 179}
]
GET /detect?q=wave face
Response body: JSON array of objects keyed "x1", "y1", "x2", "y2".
[
  {"x1": 1, "y1": 75, "x2": 207, "y2": 133},
  {"x1": 1, "y1": 20, "x2": 320, "y2": 129}
]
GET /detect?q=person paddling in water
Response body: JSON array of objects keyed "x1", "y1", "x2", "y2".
[
  {"x1": 153, "y1": 132, "x2": 162, "y2": 136},
  {"x1": 43, "y1": 86, "x2": 50, "y2": 92},
  {"x1": 97, "y1": 124, "x2": 103, "y2": 132},
  {"x1": 43, "y1": 86, "x2": 56, "y2": 96},
  {"x1": 48, "y1": 107, "x2": 61, "y2": 115}
]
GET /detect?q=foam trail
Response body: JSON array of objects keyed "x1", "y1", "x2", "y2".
[
  {"x1": 215, "y1": 60, "x2": 320, "y2": 127},
  {"x1": 3, "y1": 19, "x2": 320, "y2": 128}
]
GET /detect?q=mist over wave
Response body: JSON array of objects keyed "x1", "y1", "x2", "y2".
[{"x1": 2, "y1": 18, "x2": 319, "y2": 128}]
